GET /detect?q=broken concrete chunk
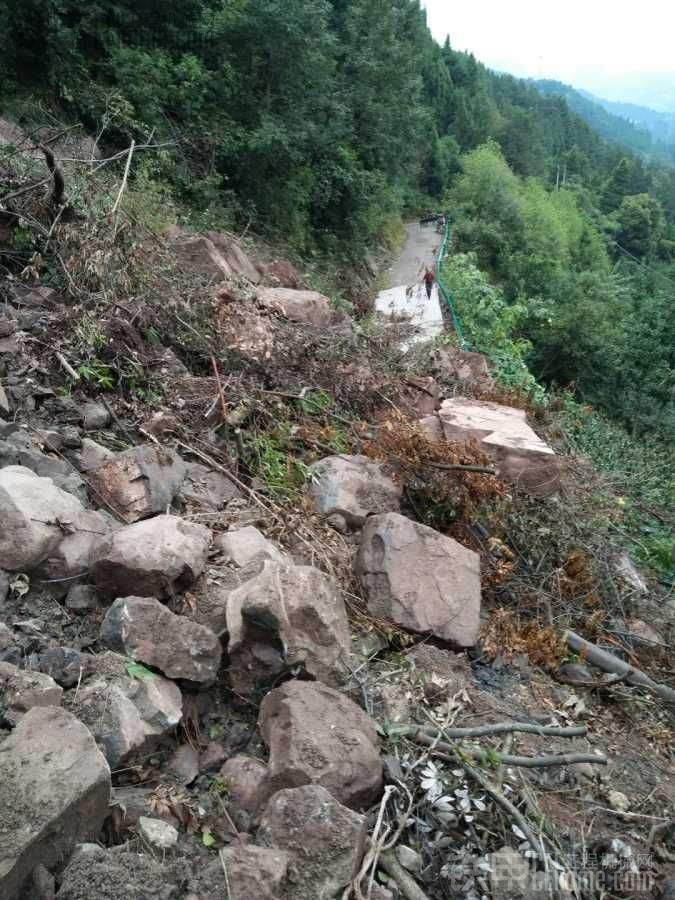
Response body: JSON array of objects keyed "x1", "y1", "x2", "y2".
[
  {"x1": 258, "y1": 784, "x2": 367, "y2": 900},
  {"x1": 309, "y1": 454, "x2": 402, "y2": 517},
  {"x1": 259, "y1": 680, "x2": 383, "y2": 809},
  {"x1": 0, "y1": 707, "x2": 111, "y2": 900},
  {"x1": 101, "y1": 595, "x2": 222, "y2": 685},
  {"x1": 67, "y1": 652, "x2": 182, "y2": 769},
  {"x1": 356, "y1": 512, "x2": 481, "y2": 647},
  {"x1": 88, "y1": 445, "x2": 186, "y2": 524},
  {"x1": 89, "y1": 514, "x2": 211, "y2": 599},
  {"x1": 226, "y1": 561, "x2": 350, "y2": 696},
  {"x1": 437, "y1": 398, "x2": 560, "y2": 496}
]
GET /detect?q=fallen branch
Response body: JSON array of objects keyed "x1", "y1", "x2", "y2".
[
  {"x1": 409, "y1": 730, "x2": 607, "y2": 768},
  {"x1": 379, "y1": 850, "x2": 431, "y2": 900},
  {"x1": 564, "y1": 630, "x2": 675, "y2": 705},
  {"x1": 40, "y1": 144, "x2": 65, "y2": 205},
  {"x1": 421, "y1": 710, "x2": 548, "y2": 865},
  {"x1": 410, "y1": 722, "x2": 587, "y2": 739},
  {"x1": 422, "y1": 460, "x2": 497, "y2": 476}
]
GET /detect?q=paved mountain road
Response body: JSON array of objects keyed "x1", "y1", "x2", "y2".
[{"x1": 375, "y1": 221, "x2": 445, "y2": 345}]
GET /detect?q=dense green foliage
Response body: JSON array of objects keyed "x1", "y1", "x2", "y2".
[
  {"x1": 447, "y1": 142, "x2": 675, "y2": 440},
  {"x1": 0, "y1": 1, "x2": 672, "y2": 440},
  {"x1": 532, "y1": 79, "x2": 675, "y2": 164}
]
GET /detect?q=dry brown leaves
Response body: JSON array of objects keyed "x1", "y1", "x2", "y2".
[
  {"x1": 362, "y1": 413, "x2": 504, "y2": 523},
  {"x1": 481, "y1": 607, "x2": 565, "y2": 669}
]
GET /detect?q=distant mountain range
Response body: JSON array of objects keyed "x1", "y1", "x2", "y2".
[{"x1": 529, "y1": 79, "x2": 675, "y2": 165}]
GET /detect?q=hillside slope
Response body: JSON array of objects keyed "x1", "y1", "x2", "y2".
[{"x1": 0, "y1": 112, "x2": 673, "y2": 899}]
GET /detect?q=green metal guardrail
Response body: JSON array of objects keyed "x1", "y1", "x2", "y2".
[{"x1": 435, "y1": 214, "x2": 469, "y2": 350}]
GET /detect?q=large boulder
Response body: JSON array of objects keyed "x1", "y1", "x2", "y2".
[
  {"x1": 257, "y1": 287, "x2": 335, "y2": 328},
  {"x1": 89, "y1": 514, "x2": 211, "y2": 599},
  {"x1": 167, "y1": 227, "x2": 261, "y2": 283},
  {"x1": 101, "y1": 596, "x2": 222, "y2": 686},
  {"x1": 206, "y1": 231, "x2": 262, "y2": 283},
  {"x1": 258, "y1": 785, "x2": 367, "y2": 900},
  {"x1": 67, "y1": 652, "x2": 182, "y2": 768},
  {"x1": 308, "y1": 454, "x2": 402, "y2": 517},
  {"x1": 0, "y1": 707, "x2": 111, "y2": 900},
  {"x1": 436, "y1": 398, "x2": 560, "y2": 496},
  {"x1": 258, "y1": 680, "x2": 383, "y2": 810},
  {"x1": 0, "y1": 466, "x2": 99, "y2": 572},
  {"x1": 355, "y1": 512, "x2": 481, "y2": 647},
  {"x1": 227, "y1": 561, "x2": 350, "y2": 695},
  {"x1": 88, "y1": 445, "x2": 186, "y2": 524}
]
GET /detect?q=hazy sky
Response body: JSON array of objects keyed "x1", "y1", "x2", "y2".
[{"x1": 421, "y1": 0, "x2": 675, "y2": 100}]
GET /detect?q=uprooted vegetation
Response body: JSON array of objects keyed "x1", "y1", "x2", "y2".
[{"x1": 0, "y1": 119, "x2": 674, "y2": 900}]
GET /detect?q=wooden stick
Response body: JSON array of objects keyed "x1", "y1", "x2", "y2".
[
  {"x1": 412, "y1": 732, "x2": 607, "y2": 769},
  {"x1": 210, "y1": 354, "x2": 229, "y2": 422},
  {"x1": 111, "y1": 139, "x2": 135, "y2": 231},
  {"x1": 410, "y1": 722, "x2": 587, "y2": 740},
  {"x1": 564, "y1": 630, "x2": 675, "y2": 704},
  {"x1": 56, "y1": 352, "x2": 80, "y2": 382}
]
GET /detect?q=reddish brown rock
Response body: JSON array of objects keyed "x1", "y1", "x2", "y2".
[
  {"x1": 257, "y1": 287, "x2": 334, "y2": 328},
  {"x1": 308, "y1": 454, "x2": 402, "y2": 517},
  {"x1": 221, "y1": 755, "x2": 268, "y2": 828},
  {"x1": 88, "y1": 445, "x2": 186, "y2": 524},
  {"x1": 437, "y1": 398, "x2": 560, "y2": 497},
  {"x1": 433, "y1": 347, "x2": 495, "y2": 391},
  {"x1": 168, "y1": 228, "x2": 260, "y2": 283},
  {"x1": 356, "y1": 512, "x2": 481, "y2": 647},
  {"x1": 226, "y1": 561, "x2": 351, "y2": 695},
  {"x1": 258, "y1": 680, "x2": 383, "y2": 809},
  {"x1": 263, "y1": 258, "x2": 302, "y2": 289},
  {"x1": 258, "y1": 785, "x2": 367, "y2": 900},
  {"x1": 397, "y1": 376, "x2": 441, "y2": 417},
  {"x1": 101, "y1": 595, "x2": 222, "y2": 685},
  {"x1": 206, "y1": 231, "x2": 262, "y2": 283}
]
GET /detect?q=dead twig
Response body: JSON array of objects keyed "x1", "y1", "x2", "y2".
[
  {"x1": 379, "y1": 850, "x2": 431, "y2": 900},
  {"x1": 412, "y1": 722, "x2": 588, "y2": 739},
  {"x1": 55, "y1": 351, "x2": 80, "y2": 382},
  {"x1": 421, "y1": 709, "x2": 548, "y2": 865}
]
